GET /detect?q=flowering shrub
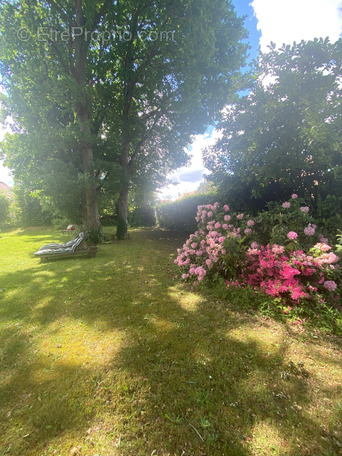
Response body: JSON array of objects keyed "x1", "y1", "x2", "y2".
[
  {"x1": 175, "y1": 197, "x2": 341, "y2": 326},
  {"x1": 242, "y1": 242, "x2": 339, "y2": 304}
]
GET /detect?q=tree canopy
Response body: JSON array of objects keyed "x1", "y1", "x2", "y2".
[
  {"x1": 204, "y1": 38, "x2": 342, "y2": 214},
  {"x1": 0, "y1": 0, "x2": 248, "y2": 238}
]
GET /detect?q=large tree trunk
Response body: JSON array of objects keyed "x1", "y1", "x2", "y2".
[
  {"x1": 82, "y1": 145, "x2": 101, "y2": 232},
  {"x1": 77, "y1": 101, "x2": 101, "y2": 234},
  {"x1": 116, "y1": 172, "x2": 129, "y2": 239},
  {"x1": 116, "y1": 138, "x2": 130, "y2": 239},
  {"x1": 116, "y1": 98, "x2": 131, "y2": 239},
  {"x1": 71, "y1": 0, "x2": 101, "y2": 236}
]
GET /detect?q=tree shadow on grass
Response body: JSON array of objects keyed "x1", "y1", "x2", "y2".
[
  {"x1": 0, "y1": 229, "x2": 341, "y2": 455},
  {"x1": 105, "y1": 296, "x2": 341, "y2": 456}
]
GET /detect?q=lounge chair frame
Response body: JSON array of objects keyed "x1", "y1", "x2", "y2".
[{"x1": 33, "y1": 232, "x2": 98, "y2": 262}]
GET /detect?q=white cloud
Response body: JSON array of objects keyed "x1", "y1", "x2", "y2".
[
  {"x1": 157, "y1": 128, "x2": 222, "y2": 201},
  {"x1": 251, "y1": 0, "x2": 342, "y2": 52}
]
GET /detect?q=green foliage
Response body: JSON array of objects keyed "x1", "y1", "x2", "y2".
[
  {"x1": 335, "y1": 231, "x2": 342, "y2": 254},
  {"x1": 256, "y1": 197, "x2": 319, "y2": 248},
  {"x1": 0, "y1": 192, "x2": 10, "y2": 228},
  {"x1": 87, "y1": 226, "x2": 104, "y2": 245},
  {"x1": 128, "y1": 185, "x2": 157, "y2": 227},
  {"x1": 205, "y1": 38, "x2": 342, "y2": 216},
  {"x1": 129, "y1": 206, "x2": 156, "y2": 227},
  {"x1": 316, "y1": 194, "x2": 342, "y2": 239},
  {"x1": 13, "y1": 185, "x2": 53, "y2": 227},
  {"x1": 156, "y1": 192, "x2": 218, "y2": 231}
]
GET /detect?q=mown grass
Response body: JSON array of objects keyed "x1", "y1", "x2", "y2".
[{"x1": 0, "y1": 226, "x2": 341, "y2": 456}]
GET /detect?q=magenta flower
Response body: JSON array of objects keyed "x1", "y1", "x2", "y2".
[
  {"x1": 247, "y1": 219, "x2": 255, "y2": 227},
  {"x1": 224, "y1": 215, "x2": 231, "y2": 222},
  {"x1": 282, "y1": 202, "x2": 291, "y2": 209},
  {"x1": 300, "y1": 206, "x2": 309, "y2": 213},
  {"x1": 291, "y1": 194, "x2": 298, "y2": 199},
  {"x1": 224, "y1": 204, "x2": 230, "y2": 211},
  {"x1": 244, "y1": 228, "x2": 252, "y2": 235},
  {"x1": 207, "y1": 211, "x2": 213, "y2": 217},
  {"x1": 287, "y1": 231, "x2": 298, "y2": 240},
  {"x1": 279, "y1": 264, "x2": 300, "y2": 279},
  {"x1": 237, "y1": 213, "x2": 244, "y2": 220}
]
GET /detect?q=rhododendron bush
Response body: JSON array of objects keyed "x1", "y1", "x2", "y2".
[{"x1": 175, "y1": 196, "x2": 341, "y2": 319}]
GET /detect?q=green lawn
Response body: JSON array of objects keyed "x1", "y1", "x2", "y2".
[{"x1": 0, "y1": 227, "x2": 341, "y2": 456}]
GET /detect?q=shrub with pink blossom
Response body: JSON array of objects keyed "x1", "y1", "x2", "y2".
[{"x1": 175, "y1": 197, "x2": 341, "y2": 331}]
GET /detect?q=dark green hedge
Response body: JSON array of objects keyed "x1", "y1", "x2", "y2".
[{"x1": 128, "y1": 206, "x2": 156, "y2": 227}]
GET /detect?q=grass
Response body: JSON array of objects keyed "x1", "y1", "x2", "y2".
[{"x1": 0, "y1": 226, "x2": 341, "y2": 456}]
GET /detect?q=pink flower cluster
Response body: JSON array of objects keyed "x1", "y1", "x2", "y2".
[
  {"x1": 240, "y1": 244, "x2": 339, "y2": 303},
  {"x1": 287, "y1": 231, "x2": 298, "y2": 240},
  {"x1": 304, "y1": 223, "x2": 316, "y2": 236},
  {"x1": 242, "y1": 246, "x2": 308, "y2": 301},
  {"x1": 324, "y1": 280, "x2": 337, "y2": 291},
  {"x1": 175, "y1": 203, "x2": 254, "y2": 282}
]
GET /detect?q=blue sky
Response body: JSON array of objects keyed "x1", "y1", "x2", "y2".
[{"x1": 1, "y1": 0, "x2": 342, "y2": 191}]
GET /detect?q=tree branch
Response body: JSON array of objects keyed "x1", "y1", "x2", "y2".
[
  {"x1": 127, "y1": 109, "x2": 168, "y2": 171},
  {"x1": 90, "y1": 0, "x2": 112, "y2": 34},
  {"x1": 45, "y1": 0, "x2": 74, "y2": 26},
  {"x1": 49, "y1": 39, "x2": 72, "y2": 76}
]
